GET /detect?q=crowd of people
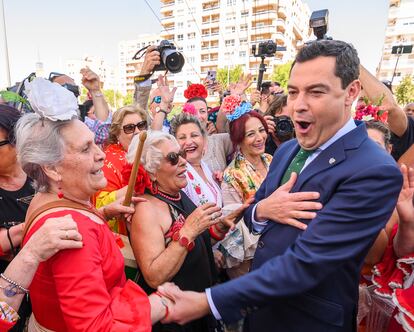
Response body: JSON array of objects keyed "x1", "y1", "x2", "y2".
[{"x1": 0, "y1": 38, "x2": 413, "y2": 332}]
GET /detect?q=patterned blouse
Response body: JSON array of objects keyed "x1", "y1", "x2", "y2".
[{"x1": 222, "y1": 151, "x2": 273, "y2": 205}]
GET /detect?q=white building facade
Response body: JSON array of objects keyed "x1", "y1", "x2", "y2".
[
  {"x1": 377, "y1": 0, "x2": 414, "y2": 87},
  {"x1": 159, "y1": 0, "x2": 311, "y2": 102}
]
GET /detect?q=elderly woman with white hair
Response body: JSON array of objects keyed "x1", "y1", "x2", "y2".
[
  {"x1": 14, "y1": 78, "x2": 174, "y2": 331},
  {"x1": 127, "y1": 131, "x2": 247, "y2": 332}
]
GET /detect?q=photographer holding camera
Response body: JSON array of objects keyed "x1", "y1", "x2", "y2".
[{"x1": 263, "y1": 94, "x2": 295, "y2": 155}]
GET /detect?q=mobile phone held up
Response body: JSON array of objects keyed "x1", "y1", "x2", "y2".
[{"x1": 207, "y1": 70, "x2": 217, "y2": 90}]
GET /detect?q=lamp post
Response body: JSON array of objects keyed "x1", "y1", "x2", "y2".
[
  {"x1": 0, "y1": 0, "x2": 11, "y2": 87},
  {"x1": 391, "y1": 44, "x2": 413, "y2": 85}
]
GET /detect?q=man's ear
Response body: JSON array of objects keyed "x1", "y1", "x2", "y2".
[
  {"x1": 41, "y1": 165, "x2": 61, "y2": 183},
  {"x1": 345, "y1": 79, "x2": 361, "y2": 108}
]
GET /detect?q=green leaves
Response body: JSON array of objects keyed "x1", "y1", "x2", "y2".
[{"x1": 0, "y1": 90, "x2": 28, "y2": 105}]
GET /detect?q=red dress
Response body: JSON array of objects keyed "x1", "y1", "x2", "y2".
[
  {"x1": 23, "y1": 209, "x2": 151, "y2": 332},
  {"x1": 372, "y1": 224, "x2": 414, "y2": 332}
]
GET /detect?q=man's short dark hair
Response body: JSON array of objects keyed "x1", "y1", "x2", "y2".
[{"x1": 292, "y1": 40, "x2": 360, "y2": 89}]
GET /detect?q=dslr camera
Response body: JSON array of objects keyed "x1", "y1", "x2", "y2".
[
  {"x1": 153, "y1": 40, "x2": 185, "y2": 73},
  {"x1": 273, "y1": 115, "x2": 294, "y2": 142},
  {"x1": 253, "y1": 40, "x2": 278, "y2": 58}
]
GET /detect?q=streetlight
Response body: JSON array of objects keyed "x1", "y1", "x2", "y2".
[
  {"x1": 390, "y1": 44, "x2": 413, "y2": 85},
  {"x1": 0, "y1": 0, "x2": 11, "y2": 87}
]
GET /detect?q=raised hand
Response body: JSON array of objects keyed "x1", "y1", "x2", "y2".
[
  {"x1": 256, "y1": 172, "x2": 322, "y2": 230},
  {"x1": 140, "y1": 45, "x2": 161, "y2": 76},
  {"x1": 229, "y1": 73, "x2": 253, "y2": 96},
  {"x1": 157, "y1": 75, "x2": 177, "y2": 112},
  {"x1": 80, "y1": 67, "x2": 101, "y2": 93},
  {"x1": 396, "y1": 164, "x2": 414, "y2": 224}
]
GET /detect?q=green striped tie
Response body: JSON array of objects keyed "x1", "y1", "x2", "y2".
[{"x1": 280, "y1": 148, "x2": 315, "y2": 185}]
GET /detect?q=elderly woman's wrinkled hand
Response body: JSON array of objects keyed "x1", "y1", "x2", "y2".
[
  {"x1": 24, "y1": 215, "x2": 83, "y2": 263},
  {"x1": 180, "y1": 203, "x2": 222, "y2": 241},
  {"x1": 102, "y1": 196, "x2": 148, "y2": 223}
]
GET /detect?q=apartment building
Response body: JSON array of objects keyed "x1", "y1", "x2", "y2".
[
  {"x1": 160, "y1": 0, "x2": 311, "y2": 102},
  {"x1": 377, "y1": 0, "x2": 414, "y2": 87},
  {"x1": 118, "y1": 34, "x2": 162, "y2": 95}
]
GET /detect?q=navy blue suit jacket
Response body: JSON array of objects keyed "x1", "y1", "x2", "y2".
[{"x1": 210, "y1": 122, "x2": 402, "y2": 331}]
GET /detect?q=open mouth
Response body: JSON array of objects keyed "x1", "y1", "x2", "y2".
[
  {"x1": 177, "y1": 169, "x2": 187, "y2": 179},
  {"x1": 296, "y1": 121, "x2": 311, "y2": 130},
  {"x1": 91, "y1": 169, "x2": 103, "y2": 176},
  {"x1": 184, "y1": 146, "x2": 198, "y2": 154}
]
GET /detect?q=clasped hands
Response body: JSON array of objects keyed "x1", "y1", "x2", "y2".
[{"x1": 154, "y1": 282, "x2": 210, "y2": 325}]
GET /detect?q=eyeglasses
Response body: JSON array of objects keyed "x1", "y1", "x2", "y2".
[
  {"x1": 152, "y1": 96, "x2": 162, "y2": 104},
  {"x1": 0, "y1": 140, "x2": 10, "y2": 147},
  {"x1": 122, "y1": 121, "x2": 148, "y2": 134},
  {"x1": 165, "y1": 150, "x2": 186, "y2": 166}
]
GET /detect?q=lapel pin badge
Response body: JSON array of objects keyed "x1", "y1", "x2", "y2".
[{"x1": 329, "y1": 158, "x2": 336, "y2": 165}]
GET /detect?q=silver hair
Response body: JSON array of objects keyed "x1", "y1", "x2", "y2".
[
  {"x1": 15, "y1": 113, "x2": 76, "y2": 192},
  {"x1": 169, "y1": 112, "x2": 206, "y2": 138},
  {"x1": 127, "y1": 130, "x2": 179, "y2": 178}
]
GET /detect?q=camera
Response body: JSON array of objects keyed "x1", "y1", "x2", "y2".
[
  {"x1": 153, "y1": 40, "x2": 185, "y2": 74},
  {"x1": 309, "y1": 9, "x2": 330, "y2": 40},
  {"x1": 273, "y1": 115, "x2": 294, "y2": 141},
  {"x1": 252, "y1": 40, "x2": 278, "y2": 58}
]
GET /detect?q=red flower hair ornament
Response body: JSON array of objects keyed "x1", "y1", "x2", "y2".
[
  {"x1": 184, "y1": 84, "x2": 208, "y2": 100},
  {"x1": 121, "y1": 164, "x2": 155, "y2": 195}
]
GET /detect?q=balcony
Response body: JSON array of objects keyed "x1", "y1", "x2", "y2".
[
  {"x1": 252, "y1": 10, "x2": 277, "y2": 21},
  {"x1": 278, "y1": 6, "x2": 287, "y2": 19},
  {"x1": 252, "y1": 0, "x2": 277, "y2": 8},
  {"x1": 251, "y1": 25, "x2": 274, "y2": 35},
  {"x1": 276, "y1": 18, "x2": 286, "y2": 33},
  {"x1": 203, "y1": 1, "x2": 220, "y2": 11},
  {"x1": 161, "y1": 14, "x2": 175, "y2": 24},
  {"x1": 161, "y1": 1, "x2": 175, "y2": 9}
]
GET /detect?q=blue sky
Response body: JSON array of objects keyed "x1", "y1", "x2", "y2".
[{"x1": 0, "y1": 0, "x2": 389, "y2": 88}]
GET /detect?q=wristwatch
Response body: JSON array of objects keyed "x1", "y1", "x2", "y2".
[
  {"x1": 92, "y1": 91, "x2": 103, "y2": 98},
  {"x1": 156, "y1": 107, "x2": 168, "y2": 116},
  {"x1": 172, "y1": 231, "x2": 195, "y2": 251}
]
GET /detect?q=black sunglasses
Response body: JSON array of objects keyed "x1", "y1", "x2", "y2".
[
  {"x1": 0, "y1": 140, "x2": 10, "y2": 147},
  {"x1": 122, "y1": 120, "x2": 148, "y2": 134},
  {"x1": 165, "y1": 150, "x2": 186, "y2": 166}
]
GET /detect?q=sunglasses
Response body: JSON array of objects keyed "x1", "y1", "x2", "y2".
[
  {"x1": 0, "y1": 140, "x2": 10, "y2": 147},
  {"x1": 122, "y1": 120, "x2": 148, "y2": 134},
  {"x1": 152, "y1": 96, "x2": 162, "y2": 104},
  {"x1": 165, "y1": 150, "x2": 186, "y2": 166}
]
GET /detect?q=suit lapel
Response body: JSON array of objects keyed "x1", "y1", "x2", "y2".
[{"x1": 293, "y1": 140, "x2": 346, "y2": 191}]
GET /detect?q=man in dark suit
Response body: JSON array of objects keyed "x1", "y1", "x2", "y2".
[{"x1": 160, "y1": 40, "x2": 403, "y2": 331}]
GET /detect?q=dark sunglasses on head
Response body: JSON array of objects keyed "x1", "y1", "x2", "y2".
[
  {"x1": 165, "y1": 150, "x2": 186, "y2": 166},
  {"x1": 152, "y1": 96, "x2": 162, "y2": 104},
  {"x1": 122, "y1": 120, "x2": 148, "y2": 134},
  {"x1": 0, "y1": 140, "x2": 10, "y2": 147}
]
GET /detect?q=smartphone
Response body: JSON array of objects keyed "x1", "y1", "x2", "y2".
[{"x1": 207, "y1": 70, "x2": 217, "y2": 88}]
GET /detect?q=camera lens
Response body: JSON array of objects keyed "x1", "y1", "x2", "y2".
[
  {"x1": 266, "y1": 43, "x2": 277, "y2": 55},
  {"x1": 162, "y1": 49, "x2": 185, "y2": 73}
]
